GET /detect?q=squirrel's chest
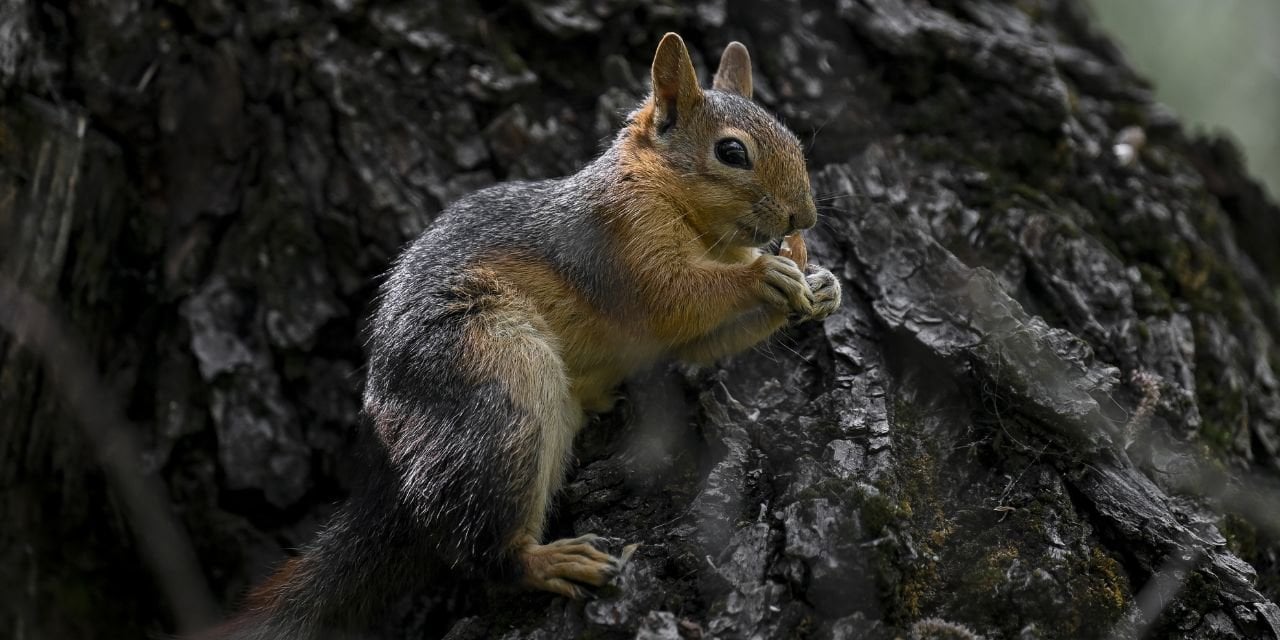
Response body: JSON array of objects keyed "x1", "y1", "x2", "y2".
[{"x1": 468, "y1": 248, "x2": 667, "y2": 408}]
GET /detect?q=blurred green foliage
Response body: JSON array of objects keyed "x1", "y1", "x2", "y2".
[{"x1": 1091, "y1": 0, "x2": 1280, "y2": 198}]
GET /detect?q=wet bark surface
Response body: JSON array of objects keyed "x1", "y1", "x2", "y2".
[{"x1": 3, "y1": 1, "x2": 1280, "y2": 638}]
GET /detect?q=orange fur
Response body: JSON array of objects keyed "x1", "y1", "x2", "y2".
[
  {"x1": 587, "y1": 119, "x2": 803, "y2": 343},
  {"x1": 244, "y1": 557, "x2": 304, "y2": 613},
  {"x1": 462, "y1": 254, "x2": 663, "y2": 411}
]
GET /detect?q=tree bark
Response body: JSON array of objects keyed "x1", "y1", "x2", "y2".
[{"x1": 3, "y1": 1, "x2": 1279, "y2": 638}]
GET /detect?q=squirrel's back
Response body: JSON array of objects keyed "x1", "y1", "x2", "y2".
[{"x1": 379, "y1": 149, "x2": 631, "y2": 320}]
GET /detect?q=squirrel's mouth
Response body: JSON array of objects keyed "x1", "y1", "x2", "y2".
[{"x1": 736, "y1": 221, "x2": 780, "y2": 247}]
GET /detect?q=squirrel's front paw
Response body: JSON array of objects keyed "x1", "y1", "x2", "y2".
[
  {"x1": 755, "y1": 255, "x2": 815, "y2": 317},
  {"x1": 802, "y1": 266, "x2": 842, "y2": 321}
]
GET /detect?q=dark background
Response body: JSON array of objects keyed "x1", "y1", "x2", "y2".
[{"x1": 2, "y1": 1, "x2": 1279, "y2": 638}]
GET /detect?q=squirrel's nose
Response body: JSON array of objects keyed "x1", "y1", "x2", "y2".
[{"x1": 789, "y1": 205, "x2": 817, "y2": 232}]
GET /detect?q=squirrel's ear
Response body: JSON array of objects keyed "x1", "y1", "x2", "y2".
[
  {"x1": 650, "y1": 32, "x2": 702, "y2": 134},
  {"x1": 712, "y1": 41, "x2": 753, "y2": 99}
]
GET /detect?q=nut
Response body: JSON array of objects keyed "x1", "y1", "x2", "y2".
[{"x1": 779, "y1": 232, "x2": 808, "y2": 271}]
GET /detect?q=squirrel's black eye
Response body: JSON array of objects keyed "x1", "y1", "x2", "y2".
[{"x1": 715, "y1": 138, "x2": 751, "y2": 169}]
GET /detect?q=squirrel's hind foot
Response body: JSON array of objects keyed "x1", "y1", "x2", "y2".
[{"x1": 517, "y1": 534, "x2": 632, "y2": 599}]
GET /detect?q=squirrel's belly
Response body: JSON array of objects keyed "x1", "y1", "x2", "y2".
[{"x1": 565, "y1": 335, "x2": 665, "y2": 413}]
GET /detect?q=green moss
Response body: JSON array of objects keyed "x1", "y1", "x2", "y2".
[
  {"x1": 870, "y1": 390, "x2": 1140, "y2": 638},
  {"x1": 970, "y1": 544, "x2": 1020, "y2": 593},
  {"x1": 935, "y1": 508, "x2": 1130, "y2": 638},
  {"x1": 1191, "y1": 317, "x2": 1249, "y2": 457},
  {"x1": 1110, "y1": 102, "x2": 1151, "y2": 129},
  {"x1": 1221, "y1": 514, "x2": 1259, "y2": 560},
  {"x1": 875, "y1": 399, "x2": 955, "y2": 622},
  {"x1": 1135, "y1": 321, "x2": 1152, "y2": 341},
  {"x1": 1173, "y1": 242, "x2": 1247, "y2": 326},
  {"x1": 1198, "y1": 419, "x2": 1236, "y2": 452},
  {"x1": 1135, "y1": 263, "x2": 1174, "y2": 312},
  {"x1": 1145, "y1": 570, "x2": 1227, "y2": 638},
  {"x1": 898, "y1": 562, "x2": 940, "y2": 619},
  {"x1": 1075, "y1": 548, "x2": 1129, "y2": 632},
  {"x1": 860, "y1": 490, "x2": 906, "y2": 538}
]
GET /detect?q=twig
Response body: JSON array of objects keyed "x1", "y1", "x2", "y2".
[{"x1": 0, "y1": 279, "x2": 220, "y2": 632}]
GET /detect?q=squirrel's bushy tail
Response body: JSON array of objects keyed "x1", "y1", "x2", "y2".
[
  {"x1": 200, "y1": 351, "x2": 543, "y2": 638},
  {"x1": 207, "y1": 507, "x2": 408, "y2": 638},
  {"x1": 196, "y1": 444, "x2": 438, "y2": 640}
]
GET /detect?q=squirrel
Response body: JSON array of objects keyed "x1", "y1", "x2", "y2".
[{"x1": 216, "y1": 33, "x2": 841, "y2": 638}]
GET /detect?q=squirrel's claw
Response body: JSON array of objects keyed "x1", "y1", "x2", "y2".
[{"x1": 558, "y1": 533, "x2": 604, "y2": 546}]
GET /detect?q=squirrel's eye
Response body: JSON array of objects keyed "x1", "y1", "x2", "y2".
[{"x1": 715, "y1": 138, "x2": 751, "y2": 169}]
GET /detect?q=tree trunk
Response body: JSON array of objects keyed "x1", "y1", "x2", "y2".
[{"x1": 3, "y1": 1, "x2": 1279, "y2": 638}]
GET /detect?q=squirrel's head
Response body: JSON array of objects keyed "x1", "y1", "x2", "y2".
[{"x1": 622, "y1": 33, "x2": 816, "y2": 252}]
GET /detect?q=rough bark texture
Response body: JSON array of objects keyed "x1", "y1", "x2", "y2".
[{"x1": 3, "y1": 1, "x2": 1280, "y2": 638}]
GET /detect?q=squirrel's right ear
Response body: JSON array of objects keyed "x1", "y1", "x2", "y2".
[
  {"x1": 712, "y1": 42, "x2": 752, "y2": 99},
  {"x1": 650, "y1": 33, "x2": 703, "y2": 134}
]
